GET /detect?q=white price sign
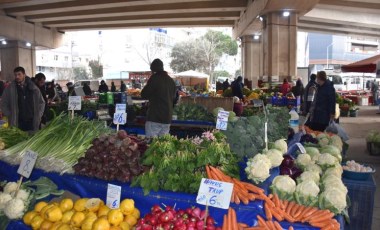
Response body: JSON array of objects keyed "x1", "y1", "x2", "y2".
[
  {"x1": 216, "y1": 111, "x2": 229, "y2": 131},
  {"x1": 106, "y1": 184, "x2": 121, "y2": 209},
  {"x1": 17, "y1": 150, "x2": 38, "y2": 178},
  {"x1": 68, "y1": 96, "x2": 82, "y2": 110},
  {"x1": 296, "y1": 143, "x2": 307, "y2": 154},
  {"x1": 196, "y1": 178, "x2": 233, "y2": 209},
  {"x1": 113, "y1": 113, "x2": 127, "y2": 125},
  {"x1": 115, "y1": 104, "x2": 127, "y2": 113}
]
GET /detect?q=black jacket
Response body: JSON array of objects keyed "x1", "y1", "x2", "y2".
[
  {"x1": 231, "y1": 80, "x2": 244, "y2": 99},
  {"x1": 310, "y1": 80, "x2": 336, "y2": 125},
  {"x1": 141, "y1": 71, "x2": 176, "y2": 124}
]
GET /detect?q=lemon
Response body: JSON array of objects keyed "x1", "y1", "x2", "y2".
[
  {"x1": 57, "y1": 223, "x2": 72, "y2": 230},
  {"x1": 131, "y1": 208, "x2": 140, "y2": 219},
  {"x1": 119, "y1": 199, "x2": 134, "y2": 215},
  {"x1": 59, "y1": 198, "x2": 74, "y2": 212},
  {"x1": 49, "y1": 222, "x2": 63, "y2": 230},
  {"x1": 81, "y1": 216, "x2": 97, "y2": 230},
  {"x1": 97, "y1": 205, "x2": 110, "y2": 217},
  {"x1": 124, "y1": 215, "x2": 137, "y2": 227},
  {"x1": 30, "y1": 215, "x2": 44, "y2": 230},
  {"x1": 85, "y1": 198, "x2": 103, "y2": 212},
  {"x1": 61, "y1": 210, "x2": 75, "y2": 224},
  {"x1": 107, "y1": 209, "x2": 124, "y2": 226},
  {"x1": 92, "y1": 218, "x2": 110, "y2": 230},
  {"x1": 45, "y1": 206, "x2": 63, "y2": 222},
  {"x1": 23, "y1": 211, "x2": 38, "y2": 226},
  {"x1": 110, "y1": 226, "x2": 122, "y2": 230},
  {"x1": 74, "y1": 198, "x2": 89, "y2": 212},
  {"x1": 86, "y1": 211, "x2": 97, "y2": 219},
  {"x1": 40, "y1": 204, "x2": 56, "y2": 218},
  {"x1": 71, "y1": 211, "x2": 86, "y2": 227},
  {"x1": 119, "y1": 222, "x2": 130, "y2": 230},
  {"x1": 40, "y1": 220, "x2": 53, "y2": 230},
  {"x1": 34, "y1": 201, "x2": 48, "y2": 213}
]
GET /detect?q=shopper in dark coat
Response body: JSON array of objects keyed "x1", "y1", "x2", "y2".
[
  {"x1": 231, "y1": 76, "x2": 244, "y2": 99},
  {"x1": 111, "y1": 82, "x2": 116, "y2": 92},
  {"x1": 83, "y1": 83, "x2": 92, "y2": 96},
  {"x1": 307, "y1": 71, "x2": 336, "y2": 131},
  {"x1": 222, "y1": 79, "x2": 230, "y2": 91},
  {"x1": 98, "y1": 80, "x2": 109, "y2": 93},
  {"x1": 293, "y1": 79, "x2": 304, "y2": 101},
  {"x1": 120, "y1": 81, "x2": 127, "y2": 92},
  {"x1": 141, "y1": 59, "x2": 176, "y2": 138}
]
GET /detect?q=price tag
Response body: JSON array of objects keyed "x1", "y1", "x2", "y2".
[
  {"x1": 296, "y1": 143, "x2": 307, "y2": 154},
  {"x1": 127, "y1": 96, "x2": 133, "y2": 106},
  {"x1": 115, "y1": 104, "x2": 127, "y2": 113},
  {"x1": 68, "y1": 96, "x2": 82, "y2": 110},
  {"x1": 106, "y1": 184, "x2": 121, "y2": 209},
  {"x1": 17, "y1": 150, "x2": 37, "y2": 178},
  {"x1": 196, "y1": 178, "x2": 233, "y2": 209},
  {"x1": 113, "y1": 113, "x2": 127, "y2": 125},
  {"x1": 216, "y1": 111, "x2": 229, "y2": 131}
]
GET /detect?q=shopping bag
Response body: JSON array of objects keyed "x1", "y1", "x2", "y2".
[{"x1": 325, "y1": 121, "x2": 349, "y2": 141}]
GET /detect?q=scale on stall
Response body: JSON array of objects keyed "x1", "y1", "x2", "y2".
[{"x1": 96, "y1": 108, "x2": 112, "y2": 126}]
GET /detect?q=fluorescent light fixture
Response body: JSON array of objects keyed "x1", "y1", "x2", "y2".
[
  {"x1": 1, "y1": 40, "x2": 6, "y2": 45},
  {"x1": 26, "y1": 42, "x2": 31, "y2": 47},
  {"x1": 254, "y1": 35, "x2": 260, "y2": 40},
  {"x1": 259, "y1": 16, "x2": 263, "y2": 21},
  {"x1": 283, "y1": 11, "x2": 290, "y2": 17}
]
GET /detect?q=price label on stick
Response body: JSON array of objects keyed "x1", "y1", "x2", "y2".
[
  {"x1": 216, "y1": 111, "x2": 229, "y2": 131},
  {"x1": 106, "y1": 184, "x2": 121, "y2": 209},
  {"x1": 115, "y1": 104, "x2": 127, "y2": 113},
  {"x1": 17, "y1": 150, "x2": 37, "y2": 178},
  {"x1": 68, "y1": 96, "x2": 82, "y2": 110},
  {"x1": 113, "y1": 113, "x2": 127, "y2": 125},
  {"x1": 196, "y1": 178, "x2": 233, "y2": 209},
  {"x1": 296, "y1": 143, "x2": 307, "y2": 154}
]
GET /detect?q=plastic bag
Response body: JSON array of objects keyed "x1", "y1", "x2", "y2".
[{"x1": 326, "y1": 121, "x2": 349, "y2": 141}]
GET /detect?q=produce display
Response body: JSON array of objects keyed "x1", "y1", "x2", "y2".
[
  {"x1": 343, "y1": 160, "x2": 373, "y2": 172},
  {"x1": 23, "y1": 197, "x2": 139, "y2": 230},
  {"x1": 73, "y1": 130, "x2": 147, "y2": 182},
  {"x1": 366, "y1": 130, "x2": 380, "y2": 143},
  {"x1": 223, "y1": 106, "x2": 290, "y2": 158},
  {"x1": 174, "y1": 104, "x2": 214, "y2": 122},
  {"x1": 136, "y1": 204, "x2": 220, "y2": 230},
  {"x1": 132, "y1": 131, "x2": 239, "y2": 194},
  {"x1": 0, "y1": 115, "x2": 111, "y2": 174},
  {"x1": 0, "y1": 127, "x2": 29, "y2": 150}
]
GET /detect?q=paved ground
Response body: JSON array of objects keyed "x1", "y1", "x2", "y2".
[{"x1": 338, "y1": 105, "x2": 380, "y2": 230}]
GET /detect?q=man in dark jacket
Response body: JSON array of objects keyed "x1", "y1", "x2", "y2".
[
  {"x1": 307, "y1": 71, "x2": 336, "y2": 131},
  {"x1": 1, "y1": 67, "x2": 45, "y2": 132},
  {"x1": 35, "y1": 73, "x2": 48, "y2": 125},
  {"x1": 98, "y1": 80, "x2": 109, "y2": 93},
  {"x1": 82, "y1": 83, "x2": 92, "y2": 96},
  {"x1": 141, "y1": 59, "x2": 176, "y2": 138},
  {"x1": 303, "y1": 74, "x2": 317, "y2": 115},
  {"x1": 231, "y1": 76, "x2": 244, "y2": 99},
  {"x1": 120, "y1": 81, "x2": 127, "y2": 92},
  {"x1": 222, "y1": 79, "x2": 230, "y2": 91}
]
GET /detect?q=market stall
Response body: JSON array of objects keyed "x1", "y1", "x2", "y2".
[{"x1": 173, "y1": 70, "x2": 209, "y2": 90}]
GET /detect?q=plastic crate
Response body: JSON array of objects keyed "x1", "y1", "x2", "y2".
[
  {"x1": 367, "y1": 142, "x2": 380, "y2": 155},
  {"x1": 271, "y1": 96, "x2": 286, "y2": 106},
  {"x1": 343, "y1": 175, "x2": 376, "y2": 230}
]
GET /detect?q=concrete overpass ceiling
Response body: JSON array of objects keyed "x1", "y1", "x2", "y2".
[{"x1": 0, "y1": 0, "x2": 248, "y2": 31}]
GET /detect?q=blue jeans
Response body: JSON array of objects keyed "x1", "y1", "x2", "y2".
[{"x1": 145, "y1": 121, "x2": 170, "y2": 138}]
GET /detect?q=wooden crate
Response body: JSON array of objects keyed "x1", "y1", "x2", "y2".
[{"x1": 179, "y1": 96, "x2": 234, "y2": 113}]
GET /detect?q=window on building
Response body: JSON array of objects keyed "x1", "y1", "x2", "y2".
[
  {"x1": 54, "y1": 55, "x2": 58, "y2": 61},
  {"x1": 64, "y1": 56, "x2": 68, "y2": 61}
]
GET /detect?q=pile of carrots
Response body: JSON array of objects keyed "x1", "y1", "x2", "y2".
[
  {"x1": 302, "y1": 125, "x2": 334, "y2": 137},
  {"x1": 209, "y1": 165, "x2": 340, "y2": 230},
  {"x1": 206, "y1": 165, "x2": 266, "y2": 205}
]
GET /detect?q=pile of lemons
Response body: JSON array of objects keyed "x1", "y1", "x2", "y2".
[{"x1": 23, "y1": 197, "x2": 139, "y2": 230}]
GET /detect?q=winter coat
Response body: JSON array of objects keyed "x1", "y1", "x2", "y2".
[
  {"x1": 141, "y1": 71, "x2": 176, "y2": 124},
  {"x1": 310, "y1": 80, "x2": 336, "y2": 125},
  {"x1": 231, "y1": 80, "x2": 244, "y2": 99},
  {"x1": 280, "y1": 82, "x2": 292, "y2": 95},
  {"x1": 1, "y1": 77, "x2": 45, "y2": 132}
]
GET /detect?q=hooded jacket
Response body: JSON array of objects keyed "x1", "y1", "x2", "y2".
[{"x1": 1, "y1": 77, "x2": 45, "y2": 132}]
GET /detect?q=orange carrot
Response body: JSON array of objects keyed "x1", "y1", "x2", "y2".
[
  {"x1": 285, "y1": 202, "x2": 295, "y2": 214},
  {"x1": 257, "y1": 215, "x2": 268, "y2": 228},
  {"x1": 234, "y1": 193, "x2": 241, "y2": 205},
  {"x1": 293, "y1": 205, "x2": 306, "y2": 220},
  {"x1": 273, "y1": 194, "x2": 280, "y2": 208},
  {"x1": 321, "y1": 225, "x2": 334, "y2": 230},
  {"x1": 269, "y1": 207, "x2": 284, "y2": 221},
  {"x1": 309, "y1": 220, "x2": 334, "y2": 228},
  {"x1": 231, "y1": 192, "x2": 235, "y2": 203},
  {"x1": 290, "y1": 204, "x2": 300, "y2": 217},
  {"x1": 301, "y1": 207, "x2": 318, "y2": 222},
  {"x1": 283, "y1": 211, "x2": 296, "y2": 223},
  {"x1": 283, "y1": 200, "x2": 289, "y2": 210},
  {"x1": 243, "y1": 227, "x2": 267, "y2": 230},
  {"x1": 268, "y1": 194, "x2": 273, "y2": 199},
  {"x1": 274, "y1": 221, "x2": 283, "y2": 230},
  {"x1": 309, "y1": 212, "x2": 334, "y2": 223},
  {"x1": 304, "y1": 210, "x2": 331, "y2": 222},
  {"x1": 264, "y1": 203, "x2": 273, "y2": 221},
  {"x1": 206, "y1": 165, "x2": 212, "y2": 178},
  {"x1": 222, "y1": 214, "x2": 227, "y2": 230},
  {"x1": 279, "y1": 199, "x2": 285, "y2": 210},
  {"x1": 227, "y1": 208, "x2": 232, "y2": 230},
  {"x1": 296, "y1": 206, "x2": 312, "y2": 220},
  {"x1": 288, "y1": 227, "x2": 294, "y2": 230},
  {"x1": 257, "y1": 194, "x2": 275, "y2": 207},
  {"x1": 238, "y1": 223, "x2": 249, "y2": 228},
  {"x1": 231, "y1": 208, "x2": 239, "y2": 230},
  {"x1": 248, "y1": 193, "x2": 256, "y2": 201},
  {"x1": 242, "y1": 182, "x2": 265, "y2": 194},
  {"x1": 266, "y1": 220, "x2": 275, "y2": 230}
]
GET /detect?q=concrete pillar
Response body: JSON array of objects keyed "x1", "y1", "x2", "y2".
[
  {"x1": 241, "y1": 35, "x2": 262, "y2": 88},
  {"x1": 0, "y1": 40, "x2": 36, "y2": 81},
  {"x1": 262, "y1": 12, "x2": 297, "y2": 81}
]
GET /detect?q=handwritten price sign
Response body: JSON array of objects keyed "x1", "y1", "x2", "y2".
[
  {"x1": 17, "y1": 150, "x2": 37, "y2": 178},
  {"x1": 106, "y1": 184, "x2": 121, "y2": 209},
  {"x1": 113, "y1": 113, "x2": 127, "y2": 125},
  {"x1": 115, "y1": 104, "x2": 127, "y2": 113},
  {"x1": 196, "y1": 178, "x2": 233, "y2": 209},
  {"x1": 216, "y1": 111, "x2": 229, "y2": 131},
  {"x1": 68, "y1": 96, "x2": 82, "y2": 110}
]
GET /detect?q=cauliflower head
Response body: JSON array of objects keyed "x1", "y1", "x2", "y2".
[
  {"x1": 297, "y1": 171, "x2": 320, "y2": 184},
  {"x1": 320, "y1": 145, "x2": 342, "y2": 162},
  {"x1": 270, "y1": 175, "x2": 296, "y2": 200},
  {"x1": 295, "y1": 180, "x2": 320, "y2": 206},
  {"x1": 305, "y1": 163, "x2": 323, "y2": 176},
  {"x1": 0, "y1": 192, "x2": 13, "y2": 210},
  {"x1": 4, "y1": 198, "x2": 25, "y2": 219},
  {"x1": 3, "y1": 182, "x2": 18, "y2": 194},
  {"x1": 319, "y1": 188, "x2": 347, "y2": 214},
  {"x1": 265, "y1": 148, "x2": 284, "y2": 168},
  {"x1": 11, "y1": 189, "x2": 30, "y2": 202},
  {"x1": 251, "y1": 153, "x2": 272, "y2": 167},
  {"x1": 321, "y1": 175, "x2": 347, "y2": 194},
  {"x1": 274, "y1": 139, "x2": 288, "y2": 154},
  {"x1": 295, "y1": 153, "x2": 312, "y2": 170},
  {"x1": 305, "y1": 147, "x2": 320, "y2": 162},
  {"x1": 316, "y1": 153, "x2": 339, "y2": 170},
  {"x1": 323, "y1": 165, "x2": 343, "y2": 178},
  {"x1": 245, "y1": 159, "x2": 271, "y2": 184}
]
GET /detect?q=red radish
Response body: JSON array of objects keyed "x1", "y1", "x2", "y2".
[
  {"x1": 200, "y1": 210, "x2": 207, "y2": 220},
  {"x1": 192, "y1": 207, "x2": 201, "y2": 219},
  {"x1": 151, "y1": 204, "x2": 162, "y2": 214},
  {"x1": 196, "y1": 220, "x2": 204, "y2": 229},
  {"x1": 206, "y1": 216, "x2": 215, "y2": 225},
  {"x1": 206, "y1": 225, "x2": 216, "y2": 230},
  {"x1": 186, "y1": 208, "x2": 193, "y2": 216}
]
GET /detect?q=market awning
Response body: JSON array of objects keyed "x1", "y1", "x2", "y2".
[
  {"x1": 341, "y1": 54, "x2": 380, "y2": 73},
  {"x1": 173, "y1": 70, "x2": 209, "y2": 78}
]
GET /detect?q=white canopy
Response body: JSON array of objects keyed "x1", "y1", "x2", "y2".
[{"x1": 173, "y1": 70, "x2": 209, "y2": 79}]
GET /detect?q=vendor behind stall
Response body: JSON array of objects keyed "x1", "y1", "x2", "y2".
[{"x1": 141, "y1": 59, "x2": 176, "y2": 138}]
